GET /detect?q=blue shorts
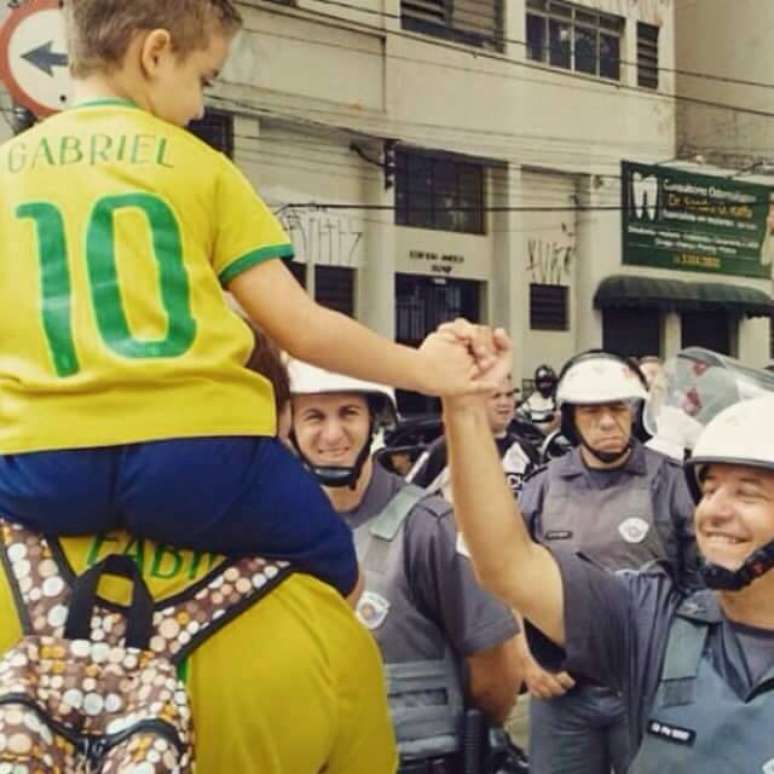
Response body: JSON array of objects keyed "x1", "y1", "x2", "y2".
[{"x1": 0, "y1": 437, "x2": 357, "y2": 596}]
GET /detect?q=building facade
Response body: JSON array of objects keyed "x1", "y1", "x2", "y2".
[{"x1": 1, "y1": 0, "x2": 770, "y2": 412}]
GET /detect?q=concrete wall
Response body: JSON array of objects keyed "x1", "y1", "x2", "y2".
[{"x1": 207, "y1": 0, "x2": 690, "y2": 381}]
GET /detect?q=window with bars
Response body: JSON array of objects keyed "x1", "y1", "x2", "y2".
[
  {"x1": 401, "y1": 0, "x2": 504, "y2": 51},
  {"x1": 315, "y1": 266, "x2": 355, "y2": 317},
  {"x1": 530, "y1": 283, "x2": 568, "y2": 331},
  {"x1": 637, "y1": 22, "x2": 659, "y2": 89},
  {"x1": 395, "y1": 150, "x2": 485, "y2": 234},
  {"x1": 526, "y1": 0, "x2": 623, "y2": 81},
  {"x1": 187, "y1": 110, "x2": 234, "y2": 156}
]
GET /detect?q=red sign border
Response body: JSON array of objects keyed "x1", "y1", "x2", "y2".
[{"x1": 0, "y1": 0, "x2": 67, "y2": 118}]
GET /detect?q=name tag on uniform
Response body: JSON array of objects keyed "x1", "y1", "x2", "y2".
[
  {"x1": 545, "y1": 530, "x2": 573, "y2": 540},
  {"x1": 646, "y1": 719, "x2": 695, "y2": 747}
]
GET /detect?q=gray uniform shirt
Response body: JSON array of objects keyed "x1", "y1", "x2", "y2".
[
  {"x1": 519, "y1": 441, "x2": 701, "y2": 589},
  {"x1": 340, "y1": 464, "x2": 519, "y2": 659},
  {"x1": 527, "y1": 549, "x2": 774, "y2": 750}
]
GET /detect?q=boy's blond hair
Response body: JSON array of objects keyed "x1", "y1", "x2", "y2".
[{"x1": 63, "y1": 0, "x2": 243, "y2": 78}]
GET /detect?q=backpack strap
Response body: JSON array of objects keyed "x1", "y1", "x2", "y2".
[
  {"x1": 0, "y1": 521, "x2": 70, "y2": 638},
  {"x1": 149, "y1": 553, "x2": 293, "y2": 665},
  {"x1": 0, "y1": 520, "x2": 293, "y2": 664}
]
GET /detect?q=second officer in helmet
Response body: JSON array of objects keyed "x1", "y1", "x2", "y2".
[{"x1": 516, "y1": 350, "x2": 700, "y2": 774}]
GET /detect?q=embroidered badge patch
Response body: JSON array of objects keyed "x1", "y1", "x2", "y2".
[
  {"x1": 618, "y1": 517, "x2": 650, "y2": 544},
  {"x1": 356, "y1": 591, "x2": 391, "y2": 630},
  {"x1": 646, "y1": 719, "x2": 695, "y2": 746}
]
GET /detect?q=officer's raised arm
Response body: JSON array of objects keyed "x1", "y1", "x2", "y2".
[{"x1": 437, "y1": 326, "x2": 565, "y2": 646}]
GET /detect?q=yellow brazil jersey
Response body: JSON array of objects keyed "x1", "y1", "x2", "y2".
[
  {"x1": 0, "y1": 100, "x2": 292, "y2": 453},
  {"x1": 0, "y1": 530, "x2": 398, "y2": 773}
]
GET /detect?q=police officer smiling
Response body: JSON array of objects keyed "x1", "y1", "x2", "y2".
[
  {"x1": 289, "y1": 360, "x2": 523, "y2": 774},
  {"x1": 441, "y1": 324, "x2": 774, "y2": 774}
]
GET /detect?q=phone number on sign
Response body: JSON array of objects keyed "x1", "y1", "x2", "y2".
[{"x1": 673, "y1": 253, "x2": 721, "y2": 270}]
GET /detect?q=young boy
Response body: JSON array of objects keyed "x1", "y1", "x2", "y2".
[{"x1": 0, "y1": 0, "x2": 491, "y2": 598}]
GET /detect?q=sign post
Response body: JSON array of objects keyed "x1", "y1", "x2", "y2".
[{"x1": 0, "y1": 0, "x2": 71, "y2": 118}]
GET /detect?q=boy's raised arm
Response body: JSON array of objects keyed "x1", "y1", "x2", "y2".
[
  {"x1": 229, "y1": 259, "x2": 497, "y2": 397},
  {"x1": 438, "y1": 326, "x2": 566, "y2": 646}
]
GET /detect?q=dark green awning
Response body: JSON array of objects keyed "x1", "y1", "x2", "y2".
[{"x1": 593, "y1": 275, "x2": 774, "y2": 318}]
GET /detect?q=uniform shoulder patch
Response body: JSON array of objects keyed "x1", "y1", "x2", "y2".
[{"x1": 356, "y1": 590, "x2": 391, "y2": 630}]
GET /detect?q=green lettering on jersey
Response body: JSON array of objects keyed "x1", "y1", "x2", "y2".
[
  {"x1": 16, "y1": 202, "x2": 79, "y2": 376},
  {"x1": 85, "y1": 532, "x2": 122, "y2": 566},
  {"x1": 8, "y1": 142, "x2": 27, "y2": 173},
  {"x1": 89, "y1": 134, "x2": 113, "y2": 166},
  {"x1": 59, "y1": 136, "x2": 83, "y2": 165},
  {"x1": 151, "y1": 544, "x2": 183, "y2": 579},
  {"x1": 89, "y1": 134, "x2": 113, "y2": 164},
  {"x1": 31, "y1": 138, "x2": 55, "y2": 169},
  {"x1": 115, "y1": 135, "x2": 128, "y2": 162},
  {"x1": 188, "y1": 550, "x2": 220, "y2": 579},
  {"x1": 86, "y1": 193, "x2": 196, "y2": 358},
  {"x1": 131, "y1": 134, "x2": 155, "y2": 164},
  {"x1": 156, "y1": 138, "x2": 174, "y2": 169},
  {"x1": 123, "y1": 536, "x2": 146, "y2": 571}
]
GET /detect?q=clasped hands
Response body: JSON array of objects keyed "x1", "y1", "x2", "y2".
[{"x1": 417, "y1": 318, "x2": 511, "y2": 402}]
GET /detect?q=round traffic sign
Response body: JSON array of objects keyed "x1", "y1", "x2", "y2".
[{"x1": 0, "y1": 0, "x2": 71, "y2": 117}]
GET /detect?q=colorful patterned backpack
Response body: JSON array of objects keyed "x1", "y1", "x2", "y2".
[{"x1": 0, "y1": 521, "x2": 293, "y2": 772}]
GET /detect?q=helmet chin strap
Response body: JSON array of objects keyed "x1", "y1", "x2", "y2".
[
  {"x1": 291, "y1": 419, "x2": 375, "y2": 490},
  {"x1": 701, "y1": 539, "x2": 774, "y2": 591},
  {"x1": 579, "y1": 435, "x2": 632, "y2": 466}
]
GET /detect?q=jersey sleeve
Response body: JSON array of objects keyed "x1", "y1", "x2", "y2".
[
  {"x1": 212, "y1": 159, "x2": 294, "y2": 286},
  {"x1": 406, "y1": 500, "x2": 519, "y2": 657}
]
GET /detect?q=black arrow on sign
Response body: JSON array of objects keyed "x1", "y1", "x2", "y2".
[{"x1": 21, "y1": 41, "x2": 68, "y2": 76}]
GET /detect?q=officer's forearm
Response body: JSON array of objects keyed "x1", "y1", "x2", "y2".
[{"x1": 443, "y1": 396, "x2": 566, "y2": 645}]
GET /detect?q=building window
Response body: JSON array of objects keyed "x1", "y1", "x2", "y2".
[
  {"x1": 530, "y1": 283, "x2": 568, "y2": 331},
  {"x1": 396, "y1": 150, "x2": 485, "y2": 234},
  {"x1": 396, "y1": 274, "x2": 482, "y2": 414},
  {"x1": 401, "y1": 0, "x2": 504, "y2": 51},
  {"x1": 315, "y1": 266, "x2": 355, "y2": 317},
  {"x1": 602, "y1": 308, "x2": 661, "y2": 357},
  {"x1": 287, "y1": 260, "x2": 307, "y2": 289},
  {"x1": 526, "y1": 0, "x2": 623, "y2": 81},
  {"x1": 682, "y1": 311, "x2": 732, "y2": 355},
  {"x1": 637, "y1": 23, "x2": 659, "y2": 89},
  {"x1": 187, "y1": 110, "x2": 234, "y2": 156}
]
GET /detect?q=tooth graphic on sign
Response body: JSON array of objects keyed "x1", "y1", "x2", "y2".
[{"x1": 631, "y1": 173, "x2": 659, "y2": 220}]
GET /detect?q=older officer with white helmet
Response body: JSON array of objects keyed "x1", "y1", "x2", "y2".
[
  {"x1": 445, "y1": 341, "x2": 774, "y2": 773},
  {"x1": 288, "y1": 361, "x2": 524, "y2": 774},
  {"x1": 515, "y1": 350, "x2": 699, "y2": 774}
]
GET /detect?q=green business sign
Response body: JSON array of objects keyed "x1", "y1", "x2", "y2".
[{"x1": 622, "y1": 161, "x2": 773, "y2": 279}]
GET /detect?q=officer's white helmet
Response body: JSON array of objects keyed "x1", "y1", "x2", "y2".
[
  {"x1": 685, "y1": 394, "x2": 774, "y2": 499},
  {"x1": 287, "y1": 359, "x2": 398, "y2": 429},
  {"x1": 556, "y1": 353, "x2": 649, "y2": 408}
]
